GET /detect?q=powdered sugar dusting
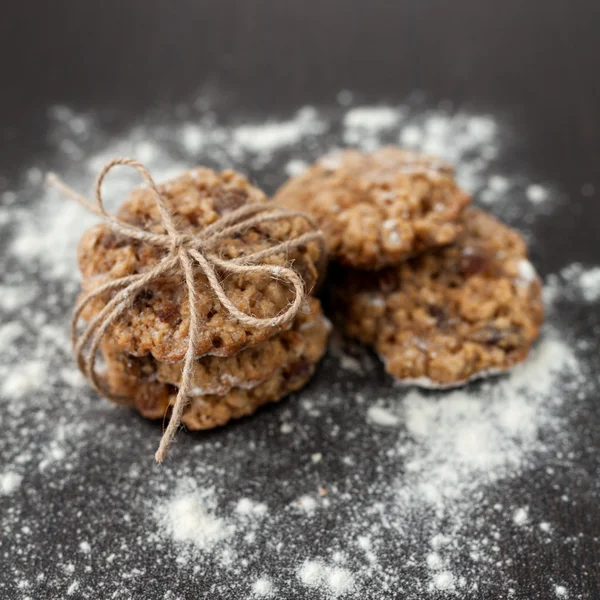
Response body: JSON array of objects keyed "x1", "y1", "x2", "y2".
[
  {"x1": 527, "y1": 183, "x2": 549, "y2": 204},
  {"x1": 367, "y1": 404, "x2": 400, "y2": 427},
  {"x1": 0, "y1": 472, "x2": 22, "y2": 495},
  {"x1": 159, "y1": 487, "x2": 234, "y2": 550},
  {"x1": 234, "y1": 107, "x2": 326, "y2": 154},
  {"x1": 544, "y1": 263, "x2": 600, "y2": 304},
  {"x1": 0, "y1": 91, "x2": 596, "y2": 598},
  {"x1": 297, "y1": 559, "x2": 355, "y2": 596},
  {"x1": 554, "y1": 264, "x2": 600, "y2": 303},
  {"x1": 252, "y1": 576, "x2": 274, "y2": 597},
  {"x1": 344, "y1": 106, "x2": 401, "y2": 149},
  {"x1": 513, "y1": 507, "x2": 529, "y2": 526}
]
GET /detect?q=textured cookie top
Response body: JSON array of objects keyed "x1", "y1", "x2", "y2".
[
  {"x1": 274, "y1": 147, "x2": 471, "y2": 269},
  {"x1": 338, "y1": 208, "x2": 544, "y2": 387},
  {"x1": 78, "y1": 167, "x2": 326, "y2": 362}
]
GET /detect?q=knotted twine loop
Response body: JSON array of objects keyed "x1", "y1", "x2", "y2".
[{"x1": 46, "y1": 157, "x2": 326, "y2": 463}]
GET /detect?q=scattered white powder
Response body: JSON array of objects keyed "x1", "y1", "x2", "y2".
[
  {"x1": 555, "y1": 584, "x2": 568, "y2": 597},
  {"x1": 295, "y1": 495, "x2": 318, "y2": 513},
  {"x1": 181, "y1": 124, "x2": 205, "y2": 153},
  {"x1": 1, "y1": 361, "x2": 47, "y2": 398},
  {"x1": 66, "y1": 581, "x2": 79, "y2": 596},
  {"x1": 328, "y1": 334, "x2": 372, "y2": 375},
  {"x1": 78, "y1": 541, "x2": 91, "y2": 554},
  {"x1": 235, "y1": 498, "x2": 268, "y2": 517},
  {"x1": 298, "y1": 560, "x2": 323, "y2": 587},
  {"x1": 343, "y1": 106, "x2": 400, "y2": 148},
  {"x1": 0, "y1": 285, "x2": 36, "y2": 312},
  {"x1": 431, "y1": 570, "x2": 455, "y2": 591},
  {"x1": 385, "y1": 331, "x2": 581, "y2": 581},
  {"x1": 285, "y1": 158, "x2": 308, "y2": 176},
  {"x1": 513, "y1": 507, "x2": 529, "y2": 526},
  {"x1": 526, "y1": 183, "x2": 549, "y2": 203},
  {"x1": 280, "y1": 422, "x2": 293, "y2": 434},
  {"x1": 517, "y1": 259, "x2": 537, "y2": 286},
  {"x1": 430, "y1": 534, "x2": 450, "y2": 550},
  {"x1": 233, "y1": 107, "x2": 326, "y2": 154},
  {"x1": 339, "y1": 353, "x2": 364, "y2": 374},
  {"x1": 367, "y1": 404, "x2": 400, "y2": 427},
  {"x1": 344, "y1": 106, "x2": 400, "y2": 130},
  {"x1": 357, "y1": 535, "x2": 371, "y2": 551},
  {"x1": 399, "y1": 124, "x2": 423, "y2": 146},
  {"x1": 326, "y1": 567, "x2": 355, "y2": 594},
  {"x1": 0, "y1": 322, "x2": 25, "y2": 347},
  {"x1": 578, "y1": 268, "x2": 600, "y2": 302},
  {"x1": 426, "y1": 552, "x2": 443, "y2": 569},
  {"x1": 297, "y1": 560, "x2": 354, "y2": 596},
  {"x1": 480, "y1": 174, "x2": 511, "y2": 204},
  {"x1": 396, "y1": 113, "x2": 500, "y2": 191},
  {"x1": 59, "y1": 367, "x2": 86, "y2": 388},
  {"x1": 158, "y1": 487, "x2": 233, "y2": 550},
  {"x1": 488, "y1": 174, "x2": 510, "y2": 192},
  {"x1": 0, "y1": 472, "x2": 22, "y2": 495},
  {"x1": 0, "y1": 93, "x2": 595, "y2": 598},
  {"x1": 252, "y1": 577, "x2": 274, "y2": 597},
  {"x1": 546, "y1": 263, "x2": 600, "y2": 303}
]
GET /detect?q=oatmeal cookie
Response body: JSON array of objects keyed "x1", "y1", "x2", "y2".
[
  {"x1": 78, "y1": 167, "x2": 326, "y2": 362},
  {"x1": 274, "y1": 147, "x2": 471, "y2": 269},
  {"x1": 337, "y1": 208, "x2": 544, "y2": 387},
  {"x1": 101, "y1": 298, "x2": 327, "y2": 396},
  {"x1": 100, "y1": 299, "x2": 330, "y2": 428}
]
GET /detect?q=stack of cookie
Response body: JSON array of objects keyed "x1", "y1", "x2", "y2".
[
  {"x1": 77, "y1": 168, "x2": 330, "y2": 428},
  {"x1": 275, "y1": 146, "x2": 544, "y2": 388}
]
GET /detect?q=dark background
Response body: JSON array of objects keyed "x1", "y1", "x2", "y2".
[
  {"x1": 2, "y1": 1, "x2": 599, "y2": 598},
  {"x1": 3, "y1": 0, "x2": 599, "y2": 178}
]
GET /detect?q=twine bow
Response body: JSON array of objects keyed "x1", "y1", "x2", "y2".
[{"x1": 47, "y1": 158, "x2": 326, "y2": 463}]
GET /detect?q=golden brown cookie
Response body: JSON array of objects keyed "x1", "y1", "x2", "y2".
[
  {"x1": 100, "y1": 299, "x2": 331, "y2": 428},
  {"x1": 336, "y1": 208, "x2": 544, "y2": 388},
  {"x1": 274, "y1": 147, "x2": 471, "y2": 269},
  {"x1": 78, "y1": 167, "x2": 326, "y2": 362},
  {"x1": 101, "y1": 297, "x2": 326, "y2": 396}
]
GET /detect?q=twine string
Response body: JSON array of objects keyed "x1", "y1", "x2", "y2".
[{"x1": 46, "y1": 157, "x2": 325, "y2": 463}]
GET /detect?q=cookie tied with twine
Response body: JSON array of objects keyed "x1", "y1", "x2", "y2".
[{"x1": 46, "y1": 158, "x2": 326, "y2": 463}]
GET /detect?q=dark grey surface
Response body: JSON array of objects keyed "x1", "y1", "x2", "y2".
[{"x1": 1, "y1": 2, "x2": 600, "y2": 599}]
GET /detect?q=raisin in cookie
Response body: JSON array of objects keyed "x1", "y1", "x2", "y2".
[
  {"x1": 274, "y1": 147, "x2": 471, "y2": 269},
  {"x1": 336, "y1": 208, "x2": 543, "y2": 387},
  {"x1": 101, "y1": 297, "x2": 327, "y2": 396},
  {"x1": 100, "y1": 299, "x2": 330, "y2": 428},
  {"x1": 78, "y1": 167, "x2": 326, "y2": 362}
]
